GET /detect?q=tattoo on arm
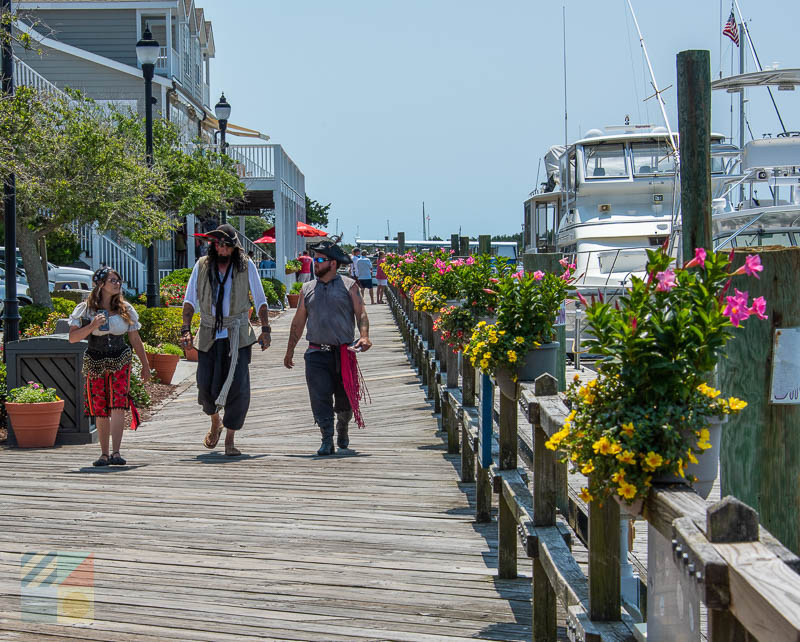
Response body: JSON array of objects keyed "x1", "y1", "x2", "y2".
[
  {"x1": 358, "y1": 310, "x2": 369, "y2": 337},
  {"x1": 182, "y1": 303, "x2": 194, "y2": 330},
  {"x1": 257, "y1": 305, "x2": 270, "y2": 328},
  {"x1": 286, "y1": 320, "x2": 304, "y2": 352}
]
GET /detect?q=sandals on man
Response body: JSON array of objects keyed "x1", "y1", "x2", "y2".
[
  {"x1": 109, "y1": 452, "x2": 126, "y2": 466},
  {"x1": 204, "y1": 422, "x2": 223, "y2": 449},
  {"x1": 93, "y1": 454, "x2": 110, "y2": 467}
]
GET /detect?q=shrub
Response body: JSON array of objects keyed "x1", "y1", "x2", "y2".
[
  {"x1": 138, "y1": 307, "x2": 199, "y2": 345},
  {"x1": 22, "y1": 312, "x2": 62, "y2": 338},
  {"x1": 53, "y1": 290, "x2": 88, "y2": 305},
  {"x1": 267, "y1": 277, "x2": 286, "y2": 300},
  {"x1": 52, "y1": 297, "x2": 75, "y2": 318},
  {"x1": 160, "y1": 283, "x2": 186, "y2": 306},
  {"x1": 129, "y1": 355, "x2": 151, "y2": 408},
  {"x1": 285, "y1": 258, "x2": 302, "y2": 273},
  {"x1": 261, "y1": 280, "x2": 278, "y2": 306},
  {"x1": 289, "y1": 281, "x2": 303, "y2": 294},
  {"x1": 20, "y1": 305, "x2": 50, "y2": 333},
  {"x1": 160, "y1": 268, "x2": 193, "y2": 288}
]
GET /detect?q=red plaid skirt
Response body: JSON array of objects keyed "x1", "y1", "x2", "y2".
[{"x1": 84, "y1": 363, "x2": 131, "y2": 417}]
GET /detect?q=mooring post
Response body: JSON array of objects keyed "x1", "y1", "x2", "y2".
[
  {"x1": 478, "y1": 234, "x2": 491, "y2": 256},
  {"x1": 459, "y1": 235, "x2": 470, "y2": 256},
  {"x1": 677, "y1": 49, "x2": 712, "y2": 262},
  {"x1": 450, "y1": 233, "x2": 459, "y2": 254},
  {"x1": 397, "y1": 231, "x2": 405, "y2": 254}
]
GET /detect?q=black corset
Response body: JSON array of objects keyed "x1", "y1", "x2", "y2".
[{"x1": 84, "y1": 334, "x2": 131, "y2": 376}]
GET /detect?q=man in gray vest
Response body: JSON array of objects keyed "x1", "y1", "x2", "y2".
[
  {"x1": 284, "y1": 237, "x2": 372, "y2": 455},
  {"x1": 181, "y1": 224, "x2": 271, "y2": 456}
]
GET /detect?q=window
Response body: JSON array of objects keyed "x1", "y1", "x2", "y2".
[
  {"x1": 735, "y1": 231, "x2": 794, "y2": 248},
  {"x1": 183, "y1": 25, "x2": 191, "y2": 79},
  {"x1": 631, "y1": 141, "x2": 673, "y2": 175},
  {"x1": 597, "y1": 249, "x2": 648, "y2": 274},
  {"x1": 535, "y1": 202, "x2": 557, "y2": 251},
  {"x1": 584, "y1": 144, "x2": 628, "y2": 179}
]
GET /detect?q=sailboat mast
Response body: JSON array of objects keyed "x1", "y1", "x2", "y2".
[{"x1": 739, "y1": 16, "x2": 746, "y2": 202}]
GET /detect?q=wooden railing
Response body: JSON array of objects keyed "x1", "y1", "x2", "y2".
[{"x1": 387, "y1": 284, "x2": 800, "y2": 642}]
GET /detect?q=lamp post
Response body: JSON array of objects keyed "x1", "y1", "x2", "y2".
[
  {"x1": 214, "y1": 93, "x2": 231, "y2": 225},
  {"x1": 136, "y1": 25, "x2": 160, "y2": 308},
  {"x1": 1, "y1": 0, "x2": 19, "y2": 345}
]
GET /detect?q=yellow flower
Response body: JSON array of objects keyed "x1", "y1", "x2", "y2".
[
  {"x1": 697, "y1": 382, "x2": 721, "y2": 398},
  {"x1": 620, "y1": 422, "x2": 634, "y2": 438},
  {"x1": 570, "y1": 452, "x2": 579, "y2": 461},
  {"x1": 592, "y1": 436, "x2": 612, "y2": 455},
  {"x1": 498, "y1": 330, "x2": 506, "y2": 335},
  {"x1": 507, "y1": 350, "x2": 518, "y2": 363},
  {"x1": 727, "y1": 397, "x2": 747, "y2": 411},
  {"x1": 477, "y1": 321, "x2": 486, "y2": 327},
  {"x1": 698, "y1": 428, "x2": 710, "y2": 442},
  {"x1": 677, "y1": 458, "x2": 686, "y2": 478},
  {"x1": 479, "y1": 359, "x2": 489, "y2": 370},
  {"x1": 483, "y1": 353, "x2": 491, "y2": 360},
  {"x1": 567, "y1": 410, "x2": 577, "y2": 422},
  {"x1": 581, "y1": 462, "x2": 595, "y2": 474},
  {"x1": 617, "y1": 481, "x2": 638, "y2": 500},
  {"x1": 643, "y1": 451, "x2": 664, "y2": 471},
  {"x1": 611, "y1": 469, "x2": 626, "y2": 483},
  {"x1": 696, "y1": 439, "x2": 712, "y2": 451},
  {"x1": 687, "y1": 450, "x2": 699, "y2": 465},
  {"x1": 489, "y1": 336, "x2": 498, "y2": 344},
  {"x1": 573, "y1": 374, "x2": 581, "y2": 383},
  {"x1": 579, "y1": 487, "x2": 594, "y2": 503},
  {"x1": 608, "y1": 442, "x2": 622, "y2": 455},
  {"x1": 515, "y1": 336, "x2": 525, "y2": 345},
  {"x1": 616, "y1": 450, "x2": 635, "y2": 465}
]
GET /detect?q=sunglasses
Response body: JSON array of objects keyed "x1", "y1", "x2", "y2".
[
  {"x1": 313, "y1": 257, "x2": 330, "y2": 263},
  {"x1": 211, "y1": 239, "x2": 234, "y2": 247}
]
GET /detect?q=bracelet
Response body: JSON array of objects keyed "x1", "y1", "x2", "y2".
[
  {"x1": 181, "y1": 326, "x2": 191, "y2": 334},
  {"x1": 261, "y1": 326, "x2": 271, "y2": 333}
]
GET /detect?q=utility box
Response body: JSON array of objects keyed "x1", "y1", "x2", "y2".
[{"x1": 5, "y1": 334, "x2": 96, "y2": 446}]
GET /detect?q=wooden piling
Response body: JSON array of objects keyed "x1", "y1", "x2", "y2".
[
  {"x1": 459, "y1": 236, "x2": 470, "y2": 256},
  {"x1": 588, "y1": 495, "x2": 621, "y2": 620},
  {"x1": 397, "y1": 231, "x2": 405, "y2": 254},
  {"x1": 450, "y1": 233, "x2": 459, "y2": 254},
  {"x1": 478, "y1": 234, "x2": 491, "y2": 256},
  {"x1": 522, "y1": 252, "x2": 563, "y2": 275},
  {"x1": 677, "y1": 49, "x2": 712, "y2": 262},
  {"x1": 719, "y1": 247, "x2": 800, "y2": 554}
]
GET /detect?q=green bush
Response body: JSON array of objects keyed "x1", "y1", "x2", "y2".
[
  {"x1": 261, "y1": 280, "x2": 278, "y2": 306},
  {"x1": 160, "y1": 268, "x2": 193, "y2": 288},
  {"x1": 53, "y1": 290, "x2": 88, "y2": 305},
  {"x1": 143, "y1": 342, "x2": 182, "y2": 356},
  {"x1": 129, "y1": 356, "x2": 151, "y2": 408},
  {"x1": 20, "y1": 305, "x2": 50, "y2": 333},
  {"x1": 52, "y1": 297, "x2": 75, "y2": 317},
  {"x1": 45, "y1": 228, "x2": 82, "y2": 265},
  {"x1": 22, "y1": 312, "x2": 62, "y2": 338},
  {"x1": 137, "y1": 307, "x2": 199, "y2": 345},
  {"x1": 290, "y1": 281, "x2": 303, "y2": 294}
]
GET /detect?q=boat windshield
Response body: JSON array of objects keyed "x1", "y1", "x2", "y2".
[
  {"x1": 584, "y1": 144, "x2": 628, "y2": 179},
  {"x1": 597, "y1": 248, "x2": 648, "y2": 274},
  {"x1": 734, "y1": 231, "x2": 795, "y2": 247},
  {"x1": 631, "y1": 142, "x2": 673, "y2": 175}
]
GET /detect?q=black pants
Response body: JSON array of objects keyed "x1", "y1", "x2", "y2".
[
  {"x1": 304, "y1": 350, "x2": 351, "y2": 434},
  {"x1": 197, "y1": 339, "x2": 252, "y2": 431}
]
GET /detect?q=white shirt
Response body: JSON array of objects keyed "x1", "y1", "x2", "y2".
[
  {"x1": 68, "y1": 302, "x2": 141, "y2": 334},
  {"x1": 183, "y1": 259, "x2": 268, "y2": 340},
  {"x1": 355, "y1": 256, "x2": 372, "y2": 279}
]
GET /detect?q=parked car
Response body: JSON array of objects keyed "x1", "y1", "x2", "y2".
[
  {"x1": 0, "y1": 266, "x2": 34, "y2": 318},
  {"x1": 47, "y1": 262, "x2": 94, "y2": 290}
]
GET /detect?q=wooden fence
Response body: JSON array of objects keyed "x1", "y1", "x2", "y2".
[{"x1": 388, "y1": 284, "x2": 800, "y2": 642}]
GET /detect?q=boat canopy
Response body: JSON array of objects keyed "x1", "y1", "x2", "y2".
[
  {"x1": 711, "y1": 69, "x2": 800, "y2": 91},
  {"x1": 742, "y1": 137, "x2": 800, "y2": 171},
  {"x1": 544, "y1": 145, "x2": 566, "y2": 186}
]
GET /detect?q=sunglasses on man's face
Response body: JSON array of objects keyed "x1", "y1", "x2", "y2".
[
  {"x1": 313, "y1": 257, "x2": 330, "y2": 263},
  {"x1": 212, "y1": 240, "x2": 234, "y2": 248}
]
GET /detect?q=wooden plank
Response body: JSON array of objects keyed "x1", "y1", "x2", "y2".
[{"x1": 589, "y1": 494, "x2": 621, "y2": 621}]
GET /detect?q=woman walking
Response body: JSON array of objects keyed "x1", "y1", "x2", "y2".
[{"x1": 69, "y1": 267, "x2": 150, "y2": 467}]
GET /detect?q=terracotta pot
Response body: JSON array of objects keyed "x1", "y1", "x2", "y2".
[
  {"x1": 147, "y1": 353, "x2": 180, "y2": 385},
  {"x1": 7, "y1": 400, "x2": 65, "y2": 448},
  {"x1": 183, "y1": 344, "x2": 198, "y2": 362},
  {"x1": 287, "y1": 293, "x2": 300, "y2": 308}
]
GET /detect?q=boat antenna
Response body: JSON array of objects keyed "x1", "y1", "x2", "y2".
[
  {"x1": 625, "y1": 0, "x2": 678, "y2": 156},
  {"x1": 732, "y1": 0, "x2": 787, "y2": 135},
  {"x1": 534, "y1": 157, "x2": 542, "y2": 194},
  {"x1": 562, "y1": 3, "x2": 568, "y2": 152}
]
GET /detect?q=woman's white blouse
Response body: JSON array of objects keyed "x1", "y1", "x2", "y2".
[{"x1": 68, "y1": 302, "x2": 141, "y2": 335}]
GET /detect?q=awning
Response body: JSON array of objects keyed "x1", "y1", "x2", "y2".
[
  {"x1": 712, "y1": 69, "x2": 800, "y2": 91},
  {"x1": 204, "y1": 115, "x2": 270, "y2": 141}
]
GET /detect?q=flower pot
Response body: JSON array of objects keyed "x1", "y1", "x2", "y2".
[
  {"x1": 147, "y1": 353, "x2": 180, "y2": 385},
  {"x1": 518, "y1": 341, "x2": 560, "y2": 382},
  {"x1": 285, "y1": 268, "x2": 298, "y2": 275},
  {"x1": 182, "y1": 344, "x2": 198, "y2": 362},
  {"x1": 654, "y1": 416, "x2": 725, "y2": 499},
  {"x1": 613, "y1": 494, "x2": 644, "y2": 517},
  {"x1": 287, "y1": 293, "x2": 300, "y2": 308},
  {"x1": 7, "y1": 400, "x2": 65, "y2": 448}
]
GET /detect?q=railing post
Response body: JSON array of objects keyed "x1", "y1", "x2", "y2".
[
  {"x1": 498, "y1": 388, "x2": 518, "y2": 579},
  {"x1": 589, "y1": 485, "x2": 621, "y2": 621},
  {"x1": 460, "y1": 356, "x2": 476, "y2": 484},
  {"x1": 476, "y1": 373, "x2": 493, "y2": 522},
  {"x1": 445, "y1": 345, "x2": 459, "y2": 455}
]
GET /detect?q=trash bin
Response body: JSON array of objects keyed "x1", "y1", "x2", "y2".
[{"x1": 5, "y1": 334, "x2": 97, "y2": 446}]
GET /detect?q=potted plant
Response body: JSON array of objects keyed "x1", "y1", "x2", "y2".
[
  {"x1": 144, "y1": 343, "x2": 183, "y2": 385},
  {"x1": 466, "y1": 267, "x2": 573, "y2": 398},
  {"x1": 6, "y1": 381, "x2": 64, "y2": 448},
  {"x1": 434, "y1": 304, "x2": 480, "y2": 353},
  {"x1": 285, "y1": 258, "x2": 302, "y2": 275},
  {"x1": 287, "y1": 281, "x2": 303, "y2": 308},
  {"x1": 548, "y1": 247, "x2": 767, "y2": 509}
]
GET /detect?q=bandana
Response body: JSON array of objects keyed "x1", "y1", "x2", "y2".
[{"x1": 92, "y1": 267, "x2": 111, "y2": 284}]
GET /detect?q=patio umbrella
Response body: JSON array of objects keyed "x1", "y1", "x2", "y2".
[
  {"x1": 253, "y1": 233, "x2": 276, "y2": 244},
  {"x1": 257, "y1": 223, "x2": 328, "y2": 241}
]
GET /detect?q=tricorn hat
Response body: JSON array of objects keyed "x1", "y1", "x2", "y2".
[
  {"x1": 309, "y1": 236, "x2": 352, "y2": 265},
  {"x1": 196, "y1": 223, "x2": 241, "y2": 247}
]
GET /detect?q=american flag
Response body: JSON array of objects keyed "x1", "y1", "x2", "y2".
[{"x1": 723, "y1": 11, "x2": 739, "y2": 46}]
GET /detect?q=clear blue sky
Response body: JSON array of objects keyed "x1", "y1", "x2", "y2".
[{"x1": 199, "y1": 0, "x2": 800, "y2": 242}]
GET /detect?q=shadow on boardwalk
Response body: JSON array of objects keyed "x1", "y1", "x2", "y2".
[{"x1": 0, "y1": 304, "x2": 532, "y2": 641}]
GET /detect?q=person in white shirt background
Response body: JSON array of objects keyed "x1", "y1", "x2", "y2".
[{"x1": 355, "y1": 251, "x2": 375, "y2": 304}]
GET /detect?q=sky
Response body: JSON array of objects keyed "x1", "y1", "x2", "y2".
[{"x1": 198, "y1": 0, "x2": 800, "y2": 243}]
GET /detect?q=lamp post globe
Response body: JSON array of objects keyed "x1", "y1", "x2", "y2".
[
  {"x1": 215, "y1": 93, "x2": 231, "y2": 223},
  {"x1": 136, "y1": 25, "x2": 160, "y2": 307}
]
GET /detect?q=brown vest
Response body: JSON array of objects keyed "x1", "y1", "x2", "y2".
[{"x1": 194, "y1": 256, "x2": 257, "y2": 352}]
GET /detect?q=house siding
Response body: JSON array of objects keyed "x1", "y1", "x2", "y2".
[{"x1": 31, "y1": 9, "x2": 138, "y2": 68}]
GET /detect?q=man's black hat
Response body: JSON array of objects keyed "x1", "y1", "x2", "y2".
[
  {"x1": 309, "y1": 237, "x2": 352, "y2": 265},
  {"x1": 196, "y1": 223, "x2": 241, "y2": 247}
]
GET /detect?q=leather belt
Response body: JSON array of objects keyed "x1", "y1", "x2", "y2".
[{"x1": 309, "y1": 342, "x2": 337, "y2": 352}]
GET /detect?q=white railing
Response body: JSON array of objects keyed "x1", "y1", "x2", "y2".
[
  {"x1": 158, "y1": 268, "x2": 172, "y2": 281},
  {"x1": 13, "y1": 56, "x2": 65, "y2": 97},
  {"x1": 226, "y1": 145, "x2": 274, "y2": 179},
  {"x1": 89, "y1": 230, "x2": 146, "y2": 294},
  {"x1": 156, "y1": 46, "x2": 169, "y2": 70},
  {"x1": 235, "y1": 230, "x2": 266, "y2": 260},
  {"x1": 258, "y1": 268, "x2": 276, "y2": 280}
]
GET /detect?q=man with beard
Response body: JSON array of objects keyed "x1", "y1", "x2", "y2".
[
  {"x1": 284, "y1": 237, "x2": 372, "y2": 455},
  {"x1": 181, "y1": 224, "x2": 271, "y2": 456}
]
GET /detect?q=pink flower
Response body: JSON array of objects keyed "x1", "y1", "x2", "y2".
[
  {"x1": 483, "y1": 288, "x2": 496, "y2": 295},
  {"x1": 489, "y1": 277, "x2": 499, "y2": 283},
  {"x1": 466, "y1": 257, "x2": 475, "y2": 265},
  {"x1": 684, "y1": 247, "x2": 707, "y2": 269},
  {"x1": 723, "y1": 289, "x2": 752, "y2": 327},
  {"x1": 745, "y1": 254, "x2": 764, "y2": 278},
  {"x1": 513, "y1": 271, "x2": 524, "y2": 280},
  {"x1": 450, "y1": 249, "x2": 455, "y2": 254},
  {"x1": 575, "y1": 291, "x2": 588, "y2": 306},
  {"x1": 749, "y1": 296, "x2": 768, "y2": 320},
  {"x1": 655, "y1": 269, "x2": 677, "y2": 292},
  {"x1": 631, "y1": 316, "x2": 637, "y2": 331},
  {"x1": 532, "y1": 270, "x2": 544, "y2": 281}
]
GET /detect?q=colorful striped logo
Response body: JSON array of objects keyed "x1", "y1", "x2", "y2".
[{"x1": 20, "y1": 551, "x2": 94, "y2": 624}]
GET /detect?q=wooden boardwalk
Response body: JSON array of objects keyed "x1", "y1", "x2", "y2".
[{"x1": 0, "y1": 304, "x2": 533, "y2": 641}]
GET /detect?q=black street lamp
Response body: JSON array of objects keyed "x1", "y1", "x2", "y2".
[
  {"x1": 136, "y1": 25, "x2": 160, "y2": 308},
  {"x1": 215, "y1": 93, "x2": 231, "y2": 225},
  {"x1": 1, "y1": 0, "x2": 19, "y2": 345}
]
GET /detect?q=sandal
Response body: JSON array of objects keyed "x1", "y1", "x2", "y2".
[
  {"x1": 93, "y1": 454, "x2": 110, "y2": 467},
  {"x1": 204, "y1": 422, "x2": 223, "y2": 449},
  {"x1": 225, "y1": 445, "x2": 241, "y2": 457},
  {"x1": 109, "y1": 452, "x2": 126, "y2": 466}
]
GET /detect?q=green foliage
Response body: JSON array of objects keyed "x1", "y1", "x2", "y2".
[
  {"x1": 491, "y1": 232, "x2": 523, "y2": 251},
  {"x1": 52, "y1": 290, "x2": 86, "y2": 305},
  {"x1": 266, "y1": 277, "x2": 285, "y2": 300},
  {"x1": 21, "y1": 311, "x2": 62, "y2": 338},
  {"x1": 160, "y1": 268, "x2": 193, "y2": 287},
  {"x1": 285, "y1": 259, "x2": 302, "y2": 272},
  {"x1": 7, "y1": 381, "x2": 60, "y2": 404},
  {"x1": 434, "y1": 304, "x2": 479, "y2": 351},
  {"x1": 245, "y1": 214, "x2": 274, "y2": 241},
  {"x1": 143, "y1": 342, "x2": 183, "y2": 356},
  {"x1": 260, "y1": 279, "x2": 279, "y2": 306},
  {"x1": 45, "y1": 228, "x2": 82, "y2": 265},
  {"x1": 137, "y1": 307, "x2": 199, "y2": 345},
  {"x1": 52, "y1": 297, "x2": 75, "y2": 317},
  {"x1": 289, "y1": 281, "x2": 303, "y2": 294},
  {"x1": 129, "y1": 355, "x2": 151, "y2": 408},
  {"x1": 20, "y1": 297, "x2": 91, "y2": 334},
  {"x1": 20, "y1": 304, "x2": 50, "y2": 333},
  {"x1": 305, "y1": 195, "x2": 330, "y2": 227}
]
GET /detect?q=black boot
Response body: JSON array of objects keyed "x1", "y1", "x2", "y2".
[
  {"x1": 317, "y1": 427, "x2": 335, "y2": 456},
  {"x1": 336, "y1": 411, "x2": 353, "y2": 449}
]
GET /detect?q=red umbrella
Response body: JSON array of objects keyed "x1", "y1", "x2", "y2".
[
  {"x1": 256, "y1": 223, "x2": 327, "y2": 241},
  {"x1": 253, "y1": 233, "x2": 276, "y2": 244}
]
